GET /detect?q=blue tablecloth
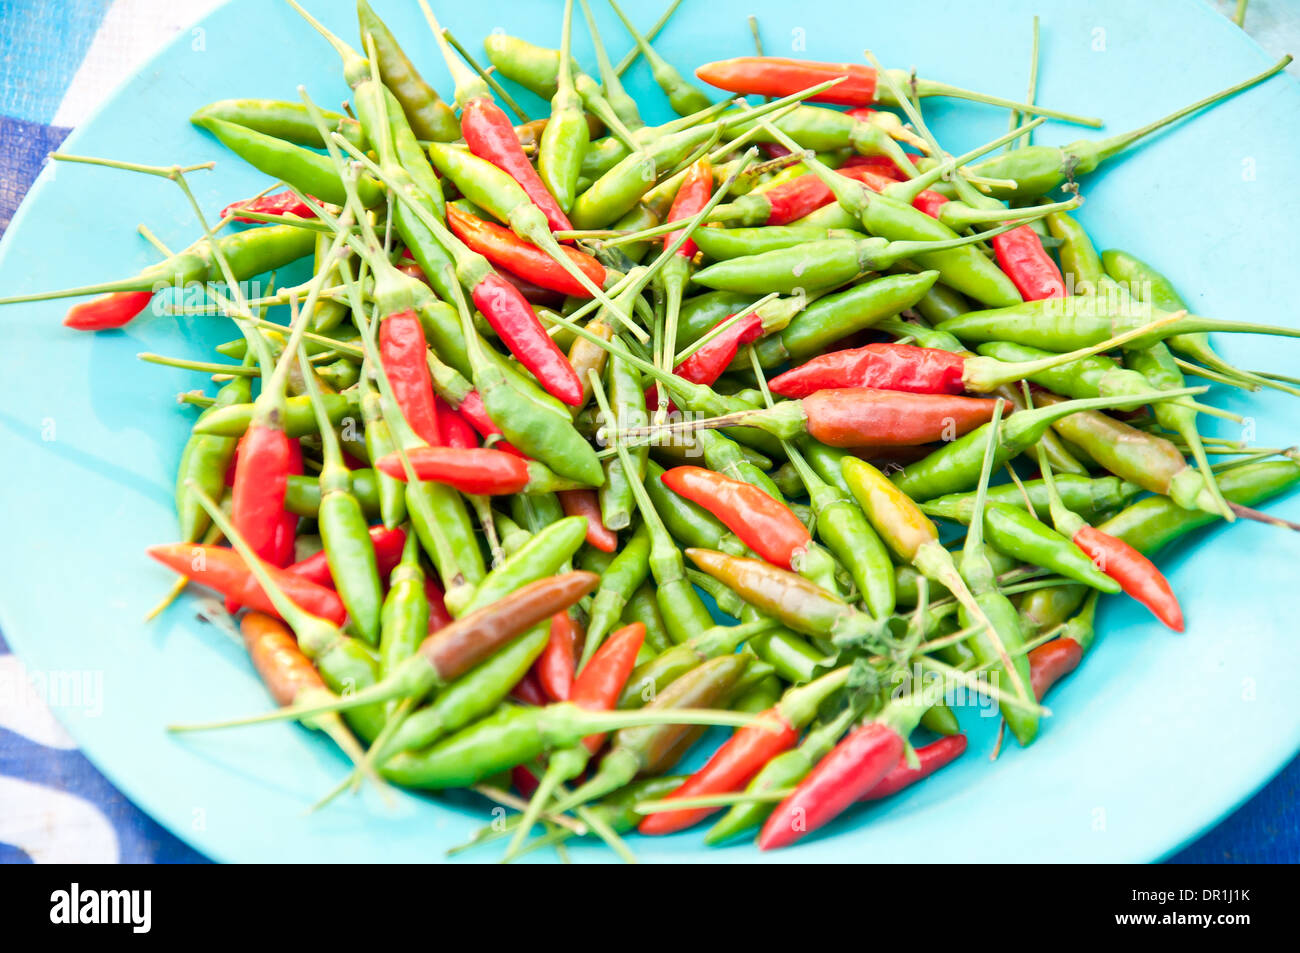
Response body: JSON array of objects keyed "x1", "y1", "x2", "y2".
[{"x1": 0, "y1": 0, "x2": 1295, "y2": 864}]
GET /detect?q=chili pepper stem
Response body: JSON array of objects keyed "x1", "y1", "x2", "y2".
[
  {"x1": 1088, "y1": 55, "x2": 1291, "y2": 164},
  {"x1": 438, "y1": 25, "x2": 531, "y2": 122},
  {"x1": 867, "y1": 64, "x2": 1102, "y2": 128}
]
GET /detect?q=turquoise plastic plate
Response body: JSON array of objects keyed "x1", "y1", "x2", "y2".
[{"x1": 2, "y1": 0, "x2": 1298, "y2": 863}]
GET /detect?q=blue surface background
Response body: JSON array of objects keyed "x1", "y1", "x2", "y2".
[{"x1": 0, "y1": 0, "x2": 1296, "y2": 863}]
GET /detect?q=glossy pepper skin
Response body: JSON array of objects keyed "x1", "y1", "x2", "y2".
[
  {"x1": 447, "y1": 204, "x2": 605, "y2": 297},
  {"x1": 662, "y1": 466, "x2": 810, "y2": 570},
  {"x1": 770, "y1": 343, "x2": 967, "y2": 398}
]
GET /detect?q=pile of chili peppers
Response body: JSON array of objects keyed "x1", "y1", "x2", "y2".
[{"x1": 14, "y1": 0, "x2": 1300, "y2": 861}]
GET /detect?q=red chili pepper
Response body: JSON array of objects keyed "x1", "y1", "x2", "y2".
[
  {"x1": 761, "y1": 142, "x2": 795, "y2": 160},
  {"x1": 461, "y1": 99, "x2": 573, "y2": 234},
  {"x1": 147, "y1": 543, "x2": 347, "y2": 626},
  {"x1": 662, "y1": 466, "x2": 810, "y2": 569},
  {"x1": 1029, "y1": 638, "x2": 1084, "y2": 701},
  {"x1": 470, "y1": 272, "x2": 584, "y2": 407},
  {"x1": 666, "y1": 158, "x2": 714, "y2": 259},
  {"x1": 675, "y1": 312, "x2": 765, "y2": 385},
  {"x1": 840, "y1": 153, "x2": 909, "y2": 180},
  {"x1": 231, "y1": 425, "x2": 297, "y2": 565},
  {"x1": 267, "y1": 437, "x2": 303, "y2": 570},
  {"x1": 424, "y1": 576, "x2": 453, "y2": 633},
  {"x1": 770, "y1": 343, "x2": 968, "y2": 398},
  {"x1": 858, "y1": 734, "x2": 968, "y2": 801},
  {"x1": 640, "y1": 709, "x2": 799, "y2": 836},
  {"x1": 221, "y1": 190, "x2": 317, "y2": 224},
  {"x1": 456, "y1": 390, "x2": 528, "y2": 458},
  {"x1": 510, "y1": 669, "x2": 550, "y2": 706},
  {"x1": 697, "y1": 57, "x2": 881, "y2": 106},
  {"x1": 379, "y1": 309, "x2": 442, "y2": 446},
  {"x1": 992, "y1": 227, "x2": 1066, "y2": 301},
  {"x1": 447, "y1": 204, "x2": 605, "y2": 297},
  {"x1": 799, "y1": 388, "x2": 999, "y2": 448},
  {"x1": 374, "y1": 447, "x2": 531, "y2": 495},
  {"x1": 512, "y1": 765, "x2": 540, "y2": 798},
  {"x1": 1071, "y1": 525, "x2": 1184, "y2": 631},
  {"x1": 63, "y1": 291, "x2": 154, "y2": 330},
  {"x1": 436, "y1": 396, "x2": 480, "y2": 450},
  {"x1": 286, "y1": 525, "x2": 408, "y2": 589},
  {"x1": 557, "y1": 488, "x2": 618, "y2": 553},
  {"x1": 535, "y1": 611, "x2": 581, "y2": 702},
  {"x1": 758, "y1": 721, "x2": 904, "y2": 850},
  {"x1": 569, "y1": 622, "x2": 645, "y2": 753}
]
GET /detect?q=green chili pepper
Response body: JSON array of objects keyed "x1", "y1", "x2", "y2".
[
  {"x1": 580, "y1": 523, "x2": 652, "y2": 669},
  {"x1": 378, "y1": 532, "x2": 429, "y2": 708},
  {"x1": 599, "y1": 356, "x2": 648, "y2": 530},
  {"x1": 284, "y1": 470, "x2": 382, "y2": 520},
  {"x1": 381, "y1": 693, "x2": 753, "y2": 790},
  {"x1": 920, "y1": 474, "x2": 1143, "y2": 524},
  {"x1": 891, "y1": 387, "x2": 1203, "y2": 501},
  {"x1": 753, "y1": 271, "x2": 940, "y2": 366},
  {"x1": 196, "y1": 117, "x2": 383, "y2": 208},
  {"x1": 191, "y1": 98, "x2": 364, "y2": 148},
  {"x1": 176, "y1": 366, "x2": 250, "y2": 542},
  {"x1": 358, "y1": 371, "x2": 407, "y2": 529},
  {"x1": 607, "y1": 0, "x2": 712, "y2": 115},
  {"x1": 623, "y1": 580, "x2": 674, "y2": 655},
  {"x1": 537, "y1": 0, "x2": 589, "y2": 213},
  {"x1": 301, "y1": 343, "x2": 385, "y2": 644},
  {"x1": 380, "y1": 627, "x2": 550, "y2": 759}
]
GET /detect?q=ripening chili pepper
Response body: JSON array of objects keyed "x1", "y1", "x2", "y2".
[
  {"x1": 859, "y1": 733, "x2": 968, "y2": 802},
  {"x1": 446, "y1": 204, "x2": 605, "y2": 297},
  {"x1": 221, "y1": 190, "x2": 317, "y2": 224},
  {"x1": 285, "y1": 524, "x2": 406, "y2": 590},
  {"x1": 381, "y1": 692, "x2": 753, "y2": 791},
  {"x1": 175, "y1": 566, "x2": 604, "y2": 741},
  {"x1": 238, "y1": 612, "x2": 370, "y2": 772},
  {"x1": 557, "y1": 488, "x2": 618, "y2": 553},
  {"x1": 639, "y1": 666, "x2": 851, "y2": 835},
  {"x1": 694, "y1": 55, "x2": 1100, "y2": 124},
  {"x1": 650, "y1": 387, "x2": 1000, "y2": 449},
  {"x1": 148, "y1": 543, "x2": 347, "y2": 626},
  {"x1": 890, "y1": 386, "x2": 1201, "y2": 502},
  {"x1": 1031, "y1": 391, "x2": 1224, "y2": 520},
  {"x1": 709, "y1": 163, "x2": 915, "y2": 228},
  {"x1": 542, "y1": 653, "x2": 753, "y2": 813},
  {"x1": 758, "y1": 684, "x2": 940, "y2": 850},
  {"x1": 501, "y1": 621, "x2": 648, "y2": 859},
  {"x1": 536, "y1": 611, "x2": 581, "y2": 702},
  {"x1": 683, "y1": 548, "x2": 892, "y2": 652},
  {"x1": 355, "y1": 0, "x2": 459, "y2": 141},
  {"x1": 426, "y1": 13, "x2": 574, "y2": 234},
  {"x1": 661, "y1": 466, "x2": 809, "y2": 570}
]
